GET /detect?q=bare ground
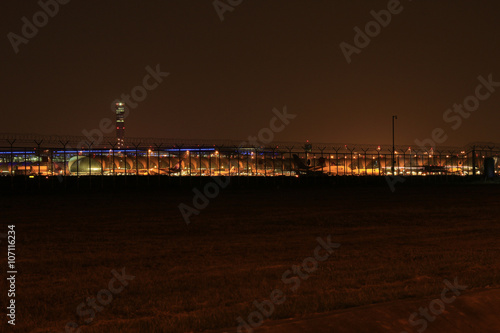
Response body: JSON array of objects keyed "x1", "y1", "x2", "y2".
[{"x1": 1, "y1": 182, "x2": 499, "y2": 332}]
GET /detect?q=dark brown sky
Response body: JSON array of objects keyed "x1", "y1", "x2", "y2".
[{"x1": 2, "y1": 0, "x2": 500, "y2": 147}]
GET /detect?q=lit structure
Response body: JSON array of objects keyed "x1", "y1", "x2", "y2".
[
  {"x1": 0, "y1": 133, "x2": 498, "y2": 177},
  {"x1": 115, "y1": 102, "x2": 125, "y2": 148}
]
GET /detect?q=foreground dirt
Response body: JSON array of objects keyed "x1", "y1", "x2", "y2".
[
  {"x1": 1, "y1": 183, "x2": 499, "y2": 332},
  {"x1": 211, "y1": 288, "x2": 500, "y2": 332}
]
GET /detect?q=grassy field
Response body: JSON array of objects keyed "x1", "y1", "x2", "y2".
[{"x1": 1, "y1": 182, "x2": 500, "y2": 332}]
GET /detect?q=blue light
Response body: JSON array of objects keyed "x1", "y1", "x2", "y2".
[{"x1": 0, "y1": 151, "x2": 35, "y2": 154}]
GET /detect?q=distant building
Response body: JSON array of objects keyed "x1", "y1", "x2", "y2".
[{"x1": 115, "y1": 102, "x2": 125, "y2": 148}]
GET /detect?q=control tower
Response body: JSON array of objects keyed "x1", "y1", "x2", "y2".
[{"x1": 115, "y1": 102, "x2": 125, "y2": 148}]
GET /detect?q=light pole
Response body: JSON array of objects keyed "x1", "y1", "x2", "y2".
[{"x1": 392, "y1": 115, "x2": 397, "y2": 175}]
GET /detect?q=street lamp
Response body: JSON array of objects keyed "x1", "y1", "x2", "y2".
[{"x1": 392, "y1": 115, "x2": 397, "y2": 175}]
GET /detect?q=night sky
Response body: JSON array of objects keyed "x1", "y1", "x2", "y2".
[{"x1": 2, "y1": 0, "x2": 500, "y2": 147}]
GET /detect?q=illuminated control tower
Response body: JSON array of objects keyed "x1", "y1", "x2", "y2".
[{"x1": 115, "y1": 102, "x2": 125, "y2": 148}]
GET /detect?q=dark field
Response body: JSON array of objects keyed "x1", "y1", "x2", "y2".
[{"x1": 1, "y1": 182, "x2": 500, "y2": 332}]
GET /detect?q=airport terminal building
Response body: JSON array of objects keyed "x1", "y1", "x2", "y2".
[
  {"x1": 1, "y1": 101, "x2": 499, "y2": 178},
  {"x1": 0, "y1": 133, "x2": 498, "y2": 178}
]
